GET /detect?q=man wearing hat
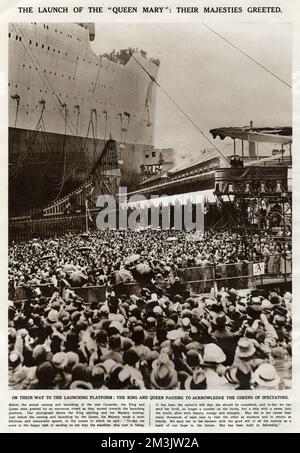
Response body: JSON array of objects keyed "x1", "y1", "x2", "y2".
[
  {"x1": 201, "y1": 344, "x2": 235, "y2": 389},
  {"x1": 253, "y1": 363, "x2": 280, "y2": 389},
  {"x1": 212, "y1": 313, "x2": 241, "y2": 366},
  {"x1": 184, "y1": 369, "x2": 207, "y2": 390},
  {"x1": 9, "y1": 351, "x2": 31, "y2": 390},
  {"x1": 150, "y1": 354, "x2": 179, "y2": 390}
]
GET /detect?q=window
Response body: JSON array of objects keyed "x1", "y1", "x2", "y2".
[
  {"x1": 145, "y1": 154, "x2": 149, "y2": 159},
  {"x1": 152, "y1": 152, "x2": 156, "y2": 157}
]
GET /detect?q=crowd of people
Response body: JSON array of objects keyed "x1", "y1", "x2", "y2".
[
  {"x1": 8, "y1": 229, "x2": 292, "y2": 390},
  {"x1": 9, "y1": 228, "x2": 291, "y2": 292}
]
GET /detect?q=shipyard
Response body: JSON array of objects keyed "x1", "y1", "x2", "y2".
[{"x1": 8, "y1": 22, "x2": 292, "y2": 392}]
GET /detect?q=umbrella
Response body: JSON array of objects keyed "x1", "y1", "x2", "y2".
[
  {"x1": 167, "y1": 237, "x2": 178, "y2": 242},
  {"x1": 124, "y1": 254, "x2": 140, "y2": 266},
  {"x1": 68, "y1": 270, "x2": 88, "y2": 286},
  {"x1": 49, "y1": 240, "x2": 58, "y2": 247},
  {"x1": 40, "y1": 254, "x2": 55, "y2": 261},
  {"x1": 132, "y1": 263, "x2": 154, "y2": 283},
  {"x1": 28, "y1": 277, "x2": 40, "y2": 286},
  {"x1": 32, "y1": 242, "x2": 42, "y2": 249},
  {"x1": 111, "y1": 269, "x2": 132, "y2": 285},
  {"x1": 133, "y1": 263, "x2": 152, "y2": 275},
  {"x1": 63, "y1": 264, "x2": 77, "y2": 274},
  {"x1": 79, "y1": 246, "x2": 93, "y2": 252}
]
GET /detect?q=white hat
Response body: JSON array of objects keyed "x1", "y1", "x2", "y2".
[
  {"x1": 236, "y1": 338, "x2": 256, "y2": 358},
  {"x1": 254, "y1": 363, "x2": 280, "y2": 388},
  {"x1": 101, "y1": 359, "x2": 117, "y2": 374},
  {"x1": 203, "y1": 343, "x2": 226, "y2": 364}
]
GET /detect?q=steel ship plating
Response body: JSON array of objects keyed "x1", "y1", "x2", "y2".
[{"x1": 9, "y1": 23, "x2": 159, "y2": 215}]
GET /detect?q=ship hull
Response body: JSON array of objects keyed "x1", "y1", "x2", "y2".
[
  {"x1": 9, "y1": 23, "x2": 159, "y2": 215},
  {"x1": 9, "y1": 127, "x2": 151, "y2": 215}
]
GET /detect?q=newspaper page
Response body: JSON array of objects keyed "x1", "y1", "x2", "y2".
[{"x1": 0, "y1": 0, "x2": 299, "y2": 435}]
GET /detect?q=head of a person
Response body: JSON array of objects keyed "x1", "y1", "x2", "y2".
[
  {"x1": 35, "y1": 361, "x2": 56, "y2": 388},
  {"x1": 184, "y1": 369, "x2": 207, "y2": 390},
  {"x1": 186, "y1": 349, "x2": 201, "y2": 369},
  {"x1": 131, "y1": 326, "x2": 145, "y2": 345},
  {"x1": 108, "y1": 334, "x2": 121, "y2": 351},
  {"x1": 52, "y1": 352, "x2": 68, "y2": 372},
  {"x1": 91, "y1": 366, "x2": 106, "y2": 389},
  {"x1": 9, "y1": 351, "x2": 23, "y2": 369},
  {"x1": 202, "y1": 343, "x2": 226, "y2": 367},
  {"x1": 71, "y1": 363, "x2": 91, "y2": 383},
  {"x1": 123, "y1": 348, "x2": 140, "y2": 367},
  {"x1": 253, "y1": 363, "x2": 280, "y2": 390},
  {"x1": 32, "y1": 345, "x2": 47, "y2": 366}
]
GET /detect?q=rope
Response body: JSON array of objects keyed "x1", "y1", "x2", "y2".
[
  {"x1": 53, "y1": 105, "x2": 68, "y2": 201},
  {"x1": 91, "y1": 55, "x2": 102, "y2": 93},
  {"x1": 9, "y1": 102, "x2": 45, "y2": 180},
  {"x1": 130, "y1": 52, "x2": 231, "y2": 165},
  {"x1": 13, "y1": 25, "x2": 87, "y2": 155},
  {"x1": 201, "y1": 23, "x2": 291, "y2": 89}
]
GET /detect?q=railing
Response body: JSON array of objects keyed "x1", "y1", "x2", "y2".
[
  {"x1": 9, "y1": 214, "x2": 89, "y2": 242},
  {"x1": 11, "y1": 256, "x2": 292, "y2": 302}
]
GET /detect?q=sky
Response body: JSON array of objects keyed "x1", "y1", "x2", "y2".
[{"x1": 92, "y1": 23, "x2": 292, "y2": 163}]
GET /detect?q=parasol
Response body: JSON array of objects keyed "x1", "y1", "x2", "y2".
[
  {"x1": 111, "y1": 269, "x2": 133, "y2": 285},
  {"x1": 68, "y1": 270, "x2": 88, "y2": 286},
  {"x1": 49, "y1": 240, "x2": 58, "y2": 247},
  {"x1": 79, "y1": 246, "x2": 93, "y2": 252},
  {"x1": 124, "y1": 254, "x2": 140, "y2": 266},
  {"x1": 132, "y1": 263, "x2": 154, "y2": 282},
  {"x1": 63, "y1": 264, "x2": 77, "y2": 274},
  {"x1": 167, "y1": 237, "x2": 178, "y2": 242},
  {"x1": 40, "y1": 254, "x2": 55, "y2": 261},
  {"x1": 133, "y1": 262, "x2": 152, "y2": 275}
]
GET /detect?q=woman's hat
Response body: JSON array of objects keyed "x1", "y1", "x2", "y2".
[{"x1": 184, "y1": 369, "x2": 207, "y2": 389}]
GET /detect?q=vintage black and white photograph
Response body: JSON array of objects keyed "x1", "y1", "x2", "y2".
[{"x1": 8, "y1": 22, "x2": 292, "y2": 390}]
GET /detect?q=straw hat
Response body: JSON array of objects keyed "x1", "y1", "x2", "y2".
[
  {"x1": 150, "y1": 354, "x2": 178, "y2": 389},
  {"x1": 236, "y1": 338, "x2": 256, "y2": 358},
  {"x1": 253, "y1": 363, "x2": 280, "y2": 388},
  {"x1": 184, "y1": 369, "x2": 207, "y2": 389},
  {"x1": 203, "y1": 343, "x2": 226, "y2": 364}
]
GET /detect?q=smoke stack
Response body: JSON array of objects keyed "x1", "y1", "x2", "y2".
[{"x1": 250, "y1": 120, "x2": 253, "y2": 127}]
